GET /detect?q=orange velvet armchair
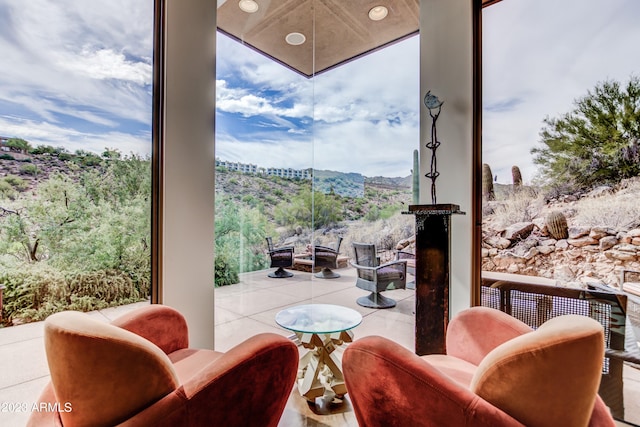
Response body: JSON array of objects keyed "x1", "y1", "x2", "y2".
[
  {"x1": 343, "y1": 306, "x2": 616, "y2": 427},
  {"x1": 27, "y1": 305, "x2": 298, "y2": 427}
]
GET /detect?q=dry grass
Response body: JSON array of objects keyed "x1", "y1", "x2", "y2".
[
  {"x1": 573, "y1": 193, "x2": 640, "y2": 229},
  {"x1": 489, "y1": 188, "x2": 542, "y2": 228},
  {"x1": 341, "y1": 213, "x2": 414, "y2": 259}
]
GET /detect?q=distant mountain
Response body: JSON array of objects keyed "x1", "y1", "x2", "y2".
[
  {"x1": 365, "y1": 175, "x2": 412, "y2": 189},
  {"x1": 312, "y1": 170, "x2": 412, "y2": 197},
  {"x1": 313, "y1": 169, "x2": 365, "y2": 197}
]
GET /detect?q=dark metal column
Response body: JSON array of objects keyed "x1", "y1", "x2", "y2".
[{"x1": 406, "y1": 204, "x2": 464, "y2": 355}]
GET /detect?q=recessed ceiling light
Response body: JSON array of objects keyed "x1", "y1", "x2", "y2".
[
  {"x1": 285, "y1": 32, "x2": 306, "y2": 46},
  {"x1": 368, "y1": 5, "x2": 388, "y2": 21},
  {"x1": 238, "y1": 0, "x2": 259, "y2": 13}
]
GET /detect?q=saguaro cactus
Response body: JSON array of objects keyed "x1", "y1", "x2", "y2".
[
  {"x1": 412, "y1": 149, "x2": 419, "y2": 204},
  {"x1": 482, "y1": 163, "x2": 495, "y2": 201},
  {"x1": 545, "y1": 210, "x2": 568, "y2": 239},
  {"x1": 512, "y1": 165, "x2": 523, "y2": 187}
]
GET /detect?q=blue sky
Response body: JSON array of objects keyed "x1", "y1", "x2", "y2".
[{"x1": 0, "y1": 0, "x2": 638, "y2": 180}]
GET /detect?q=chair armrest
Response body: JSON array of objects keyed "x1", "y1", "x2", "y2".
[
  {"x1": 343, "y1": 336, "x2": 523, "y2": 427},
  {"x1": 111, "y1": 305, "x2": 189, "y2": 354},
  {"x1": 349, "y1": 261, "x2": 377, "y2": 271},
  {"x1": 379, "y1": 259, "x2": 407, "y2": 270},
  {"x1": 180, "y1": 333, "x2": 298, "y2": 427},
  {"x1": 395, "y1": 250, "x2": 415, "y2": 260},
  {"x1": 269, "y1": 246, "x2": 294, "y2": 255},
  {"x1": 446, "y1": 307, "x2": 533, "y2": 365},
  {"x1": 314, "y1": 245, "x2": 338, "y2": 254}
]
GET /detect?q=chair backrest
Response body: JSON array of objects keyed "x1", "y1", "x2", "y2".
[
  {"x1": 352, "y1": 242, "x2": 378, "y2": 267},
  {"x1": 334, "y1": 236, "x2": 343, "y2": 252},
  {"x1": 470, "y1": 314, "x2": 605, "y2": 427},
  {"x1": 44, "y1": 311, "x2": 180, "y2": 427},
  {"x1": 266, "y1": 236, "x2": 275, "y2": 252}
]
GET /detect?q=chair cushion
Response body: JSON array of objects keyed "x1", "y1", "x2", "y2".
[
  {"x1": 377, "y1": 266, "x2": 405, "y2": 282},
  {"x1": 470, "y1": 314, "x2": 604, "y2": 427},
  {"x1": 421, "y1": 354, "x2": 477, "y2": 387},
  {"x1": 168, "y1": 348, "x2": 224, "y2": 384}
]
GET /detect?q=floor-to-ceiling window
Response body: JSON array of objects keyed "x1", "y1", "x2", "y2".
[
  {"x1": 482, "y1": 0, "x2": 640, "y2": 288},
  {"x1": 482, "y1": 0, "x2": 640, "y2": 423},
  {"x1": 0, "y1": 0, "x2": 154, "y2": 325},
  {"x1": 213, "y1": 1, "x2": 420, "y2": 364}
]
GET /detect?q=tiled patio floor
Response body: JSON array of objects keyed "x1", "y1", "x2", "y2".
[{"x1": 0, "y1": 266, "x2": 638, "y2": 426}]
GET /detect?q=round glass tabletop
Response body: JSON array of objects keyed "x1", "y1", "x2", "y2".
[{"x1": 275, "y1": 304, "x2": 362, "y2": 334}]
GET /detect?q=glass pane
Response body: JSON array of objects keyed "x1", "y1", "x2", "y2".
[
  {"x1": 482, "y1": 1, "x2": 640, "y2": 424},
  {"x1": 0, "y1": 1, "x2": 154, "y2": 325},
  {"x1": 214, "y1": 1, "x2": 419, "y2": 366}
]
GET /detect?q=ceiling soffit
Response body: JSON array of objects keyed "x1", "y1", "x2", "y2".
[
  {"x1": 217, "y1": 0, "x2": 502, "y2": 78},
  {"x1": 217, "y1": 0, "x2": 420, "y2": 78}
]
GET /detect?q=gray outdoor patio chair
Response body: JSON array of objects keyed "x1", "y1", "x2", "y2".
[
  {"x1": 351, "y1": 242, "x2": 407, "y2": 309},
  {"x1": 266, "y1": 237, "x2": 295, "y2": 278},
  {"x1": 313, "y1": 236, "x2": 343, "y2": 279}
]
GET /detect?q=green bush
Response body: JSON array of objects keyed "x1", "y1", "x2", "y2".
[
  {"x1": 214, "y1": 253, "x2": 239, "y2": 287},
  {"x1": 3, "y1": 175, "x2": 29, "y2": 191},
  {"x1": 0, "y1": 153, "x2": 14, "y2": 160},
  {"x1": 0, "y1": 265, "x2": 148, "y2": 323},
  {"x1": 19, "y1": 164, "x2": 38, "y2": 176},
  {"x1": 0, "y1": 180, "x2": 15, "y2": 199}
]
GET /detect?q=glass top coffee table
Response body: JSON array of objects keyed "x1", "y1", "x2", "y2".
[{"x1": 275, "y1": 304, "x2": 362, "y2": 403}]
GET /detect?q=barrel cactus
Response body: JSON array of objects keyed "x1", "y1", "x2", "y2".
[
  {"x1": 412, "y1": 149, "x2": 419, "y2": 204},
  {"x1": 545, "y1": 211, "x2": 568, "y2": 239},
  {"x1": 512, "y1": 165, "x2": 522, "y2": 187},
  {"x1": 482, "y1": 163, "x2": 495, "y2": 201}
]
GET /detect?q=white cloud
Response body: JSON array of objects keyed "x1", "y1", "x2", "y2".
[
  {"x1": 58, "y1": 48, "x2": 152, "y2": 85},
  {"x1": 215, "y1": 35, "x2": 420, "y2": 178}
]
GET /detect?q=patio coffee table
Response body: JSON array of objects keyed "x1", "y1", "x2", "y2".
[{"x1": 275, "y1": 304, "x2": 362, "y2": 403}]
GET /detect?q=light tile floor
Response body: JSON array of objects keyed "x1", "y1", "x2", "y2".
[{"x1": 0, "y1": 267, "x2": 638, "y2": 426}]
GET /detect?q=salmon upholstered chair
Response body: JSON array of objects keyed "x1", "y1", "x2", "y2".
[
  {"x1": 27, "y1": 305, "x2": 298, "y2": 427},
  {"x1": 343, "y1": 306, "x2": 616, "y2": 427}
]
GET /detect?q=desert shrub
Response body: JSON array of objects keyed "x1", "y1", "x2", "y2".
[
  {"x1": 0, "y1": 153, "x2": 14, "y2": 160},
  {"x1": 214, "y1": 196, "x2": 271, "y2": 286},
  {"x1": 0, "y1": 265, "x2": 147, "y2": 323},
  {"x1": 490, "y1": 189, "x2": 541, "y2": 228},
  {"x1": 342, "y1": 213, "x2": 413, "y2": 260},
  {"x1": 0, "y1": 180, "x2": 15, "y2": 199},
  {"x1": 66, "y1": 270, "x2": 142, "y2": 303},
  {"x1": 242, "y1": 194, "x2": 257, "y2": 206},
  {"x1": 3, "y1": 175, "x2": 29, "y2": 191},
  {"x1": 214, "y1": 252, "x2": 239, "y2": 287},
  {"x1": 19, "y1": 164, "x2": 38, "y2": 176},
  {"x1": 273, "y1": 188, "x2": 342, "y2": 229},
  {"x1": 0, "y1": 264, "x2": 68, "y2": 323}
]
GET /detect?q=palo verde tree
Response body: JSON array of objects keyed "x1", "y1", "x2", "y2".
[{"x1": 531, "y1": 76, "x2": 640, "y2": 191}]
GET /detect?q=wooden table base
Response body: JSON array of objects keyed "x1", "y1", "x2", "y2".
[{"x1": 295, "y1": 330, "x2": 354, "y2": 402}]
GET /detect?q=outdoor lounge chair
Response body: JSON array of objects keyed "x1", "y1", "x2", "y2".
[
  {"x1": 313, "y1": 236, "x2": 343, "y2": 279},
  {"x1": 28, "y1": 305, "x2": 298, "y2": 427},
  {"x1": 266, "y1": 237, "x2": 295, "y2": 278},
  {"x1": 343, "y1": 306, "x2": 615, "y2": 427},
  {"x1": 351, "y1": 242, "x2": 407, "y2": 308}
]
